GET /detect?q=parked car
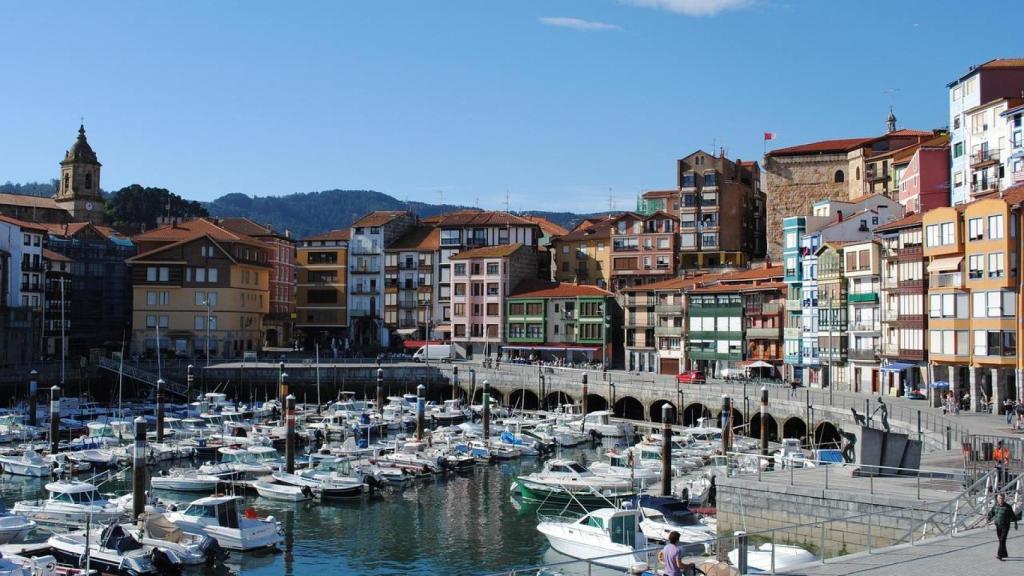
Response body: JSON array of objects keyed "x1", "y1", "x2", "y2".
[
  {"x1": 676, "y1": 371, "x2": 706, "y2": 385},
  {"x1": 905, "y1": 389, "x2": 927, "y2": 400}
]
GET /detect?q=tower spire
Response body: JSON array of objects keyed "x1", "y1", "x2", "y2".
[{"x1": 886, "y1": 106, "x2": 897, "y2": 133}]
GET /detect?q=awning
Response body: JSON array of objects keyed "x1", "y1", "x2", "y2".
[
  {"x1": 927, "y1": 256, "x2": 962, "y2": 273},
  {"x1": 502, "y1": 345, "x2": 600, "y2": 352},
  {"x1": 744, "y1": 360, "x2": 777, "y2": 370},
  {"x1": 435, "y1": 325, "x2": 452, "y2": 333},
  {"x1": 930, "y1": 381, "x2": 951, "y2": 389},
  {"x1": 396, "y1": 328, "x2": 419, "y2": 336},
  {"x1": 402, "y1": 339, "x2": 443, "y2": 350},
  {"x1": 880, "y1": 362, "x2": 917, "y2": 373}
]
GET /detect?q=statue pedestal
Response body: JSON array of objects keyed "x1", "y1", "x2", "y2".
[{"x1": 855, "y1": 426, "x2": 921, "y2": 476}]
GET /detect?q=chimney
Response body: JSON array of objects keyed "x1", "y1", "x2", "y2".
[
  {"x1": 719, "y1": 147, "x2": 726, "y2": 159},
  {"x1": 836, "y1": 210, "x2": 844, "y2": 223}
]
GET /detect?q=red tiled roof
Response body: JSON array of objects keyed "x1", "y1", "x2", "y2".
[
  {"x1": 449, "y1": 243, "x2": 528, "y2": 260},
  {"x1": 0, "y1": 193, "x2": 62, "y2": 210},
  {"x1": 886, "y1": 129, "x2": 934, "y2": 137},
  {"x1": 768, "y1": 138, "x2": 873, "y2": 157},
  {"x1": 522, "y1": 215, "x2": 569, "y2": 237},
  {"x1": 874, "y1": 212, "x2": 923, "y2": 232},
  {"x1": 621, "y1": 275, "x2": 710, "y2": 292},
  {"x1": 556, "y1": 218, "x2": 615, "y2": 242},
  {"x1": 0, "y1": 214, "x2": 48, "y2": 232},
  {"x1": 386, "y1": 226, "x2": 440, "y2": 251},
  {"x1": 641, "y1": 189, "x2": 677, "y2": 199},
  {"x1": 303, "y1": 229, "x2": 350, "y2": 242},
  {"x1": 217, "y1": 217, "x2": 279, "y2": 237},
  {"x1": 351, "y1": 211, "x2": 411, "y2": 228},
  {"x1": 132, "y1": 218, "x2": 265, "y2": 248},
  {"x1": 438, "y1": 210, "x2": 537, "y2": 228},
  {"x1": 43, "y1": 248, "x2": 72, "y2": 262},
  {"x1": 509, "y1": 280, "x2": 611, "y2": 298},
  {"x1": 949, "y1": 58, "x2": 1024, "y2": 85},
  {"x1": 688, "y1": 281, "x2": 787, "y2": 294},
  {"x1": 716, "y1": 265, "x2": 784, "y2": 281}
]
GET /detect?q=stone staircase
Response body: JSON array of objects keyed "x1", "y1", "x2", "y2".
[{"x1": 96, "y1": 357, "x2": 189, "y2": 399}]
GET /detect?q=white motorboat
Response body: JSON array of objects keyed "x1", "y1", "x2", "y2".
[
  {"x1": 0, "y1": 553, "x2": 61, "y2": 576},
  {"x1": 215, "y1": 448, "x2": 272, "y2": 477},
  {"x1": 631, "y1": 496, "x2": 716, "y2": 550},
  {"x1": 48, "y1": 524, "x2": 172, "y2": 576},
  {"x1": 580, "y1": 411, "x2": 626, "y2": 438},
  {"x1": 125, "y1": 512, "x2": 229, "y2": 566},
  {"x1": 67, "y1": 448, "x2": 121, "y2": 469},
  {"x1": 12, "y1": 481, "x2": 122, "y2": 526},
  {"x1": 247, "y1": 446, "x2": 285, "y2": 471},
  {"x1": 727, "y1": 543, "x2": 817, "y2": 573},
  {"x1": 588, "y1": 448, "x2": 661, "y2": 484},
  {"x1": 166, "y1": 495, "x2": 283, "y2": 551},
  {"x1": 513, "y1": 459, "x2": 635, "y2": 505},
  {"x1": 773, "y1": 438, "x2": 817, "y2": 469},
  {"x1": 430, "y1": 399, "x2": 469, "y2": 425},
  {"x1": 252, "y1": 481, "x2": 313, "y2": 502},
  {"x1": 0, "y1": 511, "x2": 36, "y2": 544},
  {"x1": 0, "y1": 450, "x2": 51, "y2": 477},
  {"x1": 537, "y1": 508, "x2": 649, "y2": 571},
  {"x1": 151, "y1": 469, "x2": 222, "y2": 492}
]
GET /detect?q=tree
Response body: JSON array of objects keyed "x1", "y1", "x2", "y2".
[{"x1": 104, "y1": 184, "x2": 208, "y2": 233}]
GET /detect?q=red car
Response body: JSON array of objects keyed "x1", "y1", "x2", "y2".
[{"x1": 676, "y1": 370, "x2": 706, "y2": 385}]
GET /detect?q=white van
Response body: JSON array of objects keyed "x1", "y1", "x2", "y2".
[{"x1": 413, "y1": 344, "x2": 453, "y2": 363}]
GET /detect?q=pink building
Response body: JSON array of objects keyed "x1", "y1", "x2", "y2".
[
  {"x1": 449, "y1": 243, "x2": 538, "y2": 357},
  {"x1": 899, "y1": 135, "x2": 951, "y2": 214}
]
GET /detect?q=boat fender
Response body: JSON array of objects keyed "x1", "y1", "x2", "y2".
[{"x1": 244, "y1": 507, "x2": 258, "y2": 519}]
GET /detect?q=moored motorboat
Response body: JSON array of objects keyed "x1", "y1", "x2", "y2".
[
  {"x1": 0, "y1": 451, "x2": 51, "y2": 478},
  {"x1": 513, "y1": 459, "x2": 635, "y2": 506},
  {"x1": 536, "y1": 508, "x2": 649, "y2": 571},
  {"x1": 151, "y1": 470, "x2": 222, "y2": 492},
  {"x1": 165, "y1": 495, "x2": 283, "y2": 551},
  {"x1": 12, "y1": 481, "x2": 122, "y2": 526},
  {"x1": 252, "y1": 481, "x2": 313, "y2": 502},
  {"x1": 48, "y1": 524, "x2": 175, "y2": 576},
  {"x1": 0, "y1": 511, "x2": 36, "y2": 544},
  {"x1": 125, "y1": 512, "x2": 229, "y2": 566}
]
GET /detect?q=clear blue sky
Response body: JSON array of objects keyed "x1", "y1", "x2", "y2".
[{"x1": 1, "y1": 0, "x2": 1021, "y2": 212}]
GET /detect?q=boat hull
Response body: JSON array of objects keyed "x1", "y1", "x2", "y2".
[
  {"x1": 515, "y1": 480, "x2": 635, "y2": 506},
  {"x1": 538, "y1": 525, "x2": 645, "y2": 570}
]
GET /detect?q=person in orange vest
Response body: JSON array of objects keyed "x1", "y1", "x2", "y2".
[{"x1": 994, "y1": 441, "x2": 1011, "y2": 486}]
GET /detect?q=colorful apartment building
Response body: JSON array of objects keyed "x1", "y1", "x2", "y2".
[
  {"x1": 127, "y1": 219, "x2": 271, "y2": 358},
  {"x1": 550, "y1": 217, "x2": 614, "y2": 288},
  {"x1": 296, "y1": 230, "x2": 349, "y2": 351},
  {"x1": 876, "y1": 214, "x2": 928, "y2": 397},
  {"x1": 504, "y1": 281, "x2": 617, "y2": 367},
  {"x1": 449, "y1": 243, "x2": 538, "y2": 357},
  {"x1": 609, "y1": 211, "x2": 678, "y2": 291},
  {"x1": 384, "y1": 226, "x2": 440, "y2": 341},
  {"x1": 844, "y1": 240, "x2": 883, "y2": 393},
  {"x1": 897, "y1": 134, "x2": 951, "y2": 214}
]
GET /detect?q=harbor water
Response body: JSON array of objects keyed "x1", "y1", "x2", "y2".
[{"x1": 0, "y1": 442, "x2": 624, "y2": 576}]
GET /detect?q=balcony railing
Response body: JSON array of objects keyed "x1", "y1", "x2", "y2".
[
  {"x1": 970, "y1": 148, "x2": 1000, "y2": 167},
  {"x1": 930, "y1": 272, "x2": 962, "y2": 288},
  {"x1": 349, "y1": 241, "x2": 378, "y2": 255},
  {"x1": 349, "y1": 307, "x2": 373, "y2": 318},
  {"x1": 848, "y1": 292, "x2": 878, "y2": 303},
  {"x1": 654, "y1": 325, "x2": 682, "y2": 336},
  {"x1": 350, "y1": 264, "x2": 381, "y2": 274},
  {"x1": 350, "y1": 285, "x2": 378, "y2": 295},
  {"x1": 745, "y1": 302, "x2": 782, "y2": 315},
  {"x1": 784, "y1": 327, "x2": 802, "y2": 339},
  {"x1": 849, "y1": 322, "x2": 880, "y2": 332},
  {"x1": 21, "y1": 261, "x2": 43, "y2": 272},
  {"x1": 654, "y1": 304, "x2": 683, "y2": 314},
  {"x1": 625, "y1": 320, "x2": 654, "y2": 328},
  {"x1": 971, "y1": 180, "x2": 998, "y2": 195},
  {"x1": 397, "y1": 318, "x2": 418, "y2": 329},
  {"x1": 786, "y1": 299, "x2": 801, "y2": 310},
  {"x1": 745, "y1": 327, "x2": 780, "y2": 339},
  {"x1": 882, "y1": 309, "x2": 899, "y2": 322},
  {"x1": 20, "y1": 283, "x2": 41, "y2": 292},
  {"x1": 882, "y1": 344, "x2": 899, "y2": 356},
  {"x1": 848, "y1": 348, "x2": 878, "y2": 362}
]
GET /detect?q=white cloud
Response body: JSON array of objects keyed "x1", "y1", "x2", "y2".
[
  {"x1": 538, "y1": 16, "x2": 620, "y2": 31},
  {"x1": 620, "y1": 0, "x2": 752, "y2": 17}
]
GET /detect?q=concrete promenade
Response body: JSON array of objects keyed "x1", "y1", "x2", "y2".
[{"x1": 780, "y1": 526, "x2": 1024, "y2": 575}]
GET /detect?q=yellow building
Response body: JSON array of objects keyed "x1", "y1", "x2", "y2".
[
  {"x1": 128, "y1": 219, "x2": 271, "y2": 359},
  {"x1": 924, "y1": 187, "x2": 1023, "y2": 412},
  {"x1": 295, "y1": 229, "x2": 349, "y2": 349},
  {"x1": 550, "y1": 217, "x2": 613, "y2": 289}
]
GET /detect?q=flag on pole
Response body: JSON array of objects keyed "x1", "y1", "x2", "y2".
[{"x1": 763, "y1": 132, "x2": 776, "y2": 141}]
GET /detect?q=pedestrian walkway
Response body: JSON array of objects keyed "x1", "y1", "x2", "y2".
[{"x1": 779, "y1": 526, "x2": 1024, "y2": 575}]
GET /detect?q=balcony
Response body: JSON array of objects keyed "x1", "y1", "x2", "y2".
[
  {"x1": 689, "y1": 305, "x2": 742, "y2": 316},
  {"x1": 21, "y1": 261, "x2": 43, "y2": 272},
  {"x1": 654, "y1": 325, "x2": 683, "y2": 336},
  {"x1": 784, "y1": 327, "x2": 802, "y2": 339},
  {"x1": 654, "y1": 304, "x2": 683, "y2": 314},
  {"x1": 397, "y1": 298, "x2": 418, "y2": 308},
  {"x1": 971, "y1": 180, "x2": 998, "y2": 196},
  {"x1": 865, "y1": 167, "x2": 888, "y2": 182},
  {"x1": 786, "y1": 298, "x2": 801, "y2": 310},
  {"x1": 820, "y1": 349, "x2": 847, "y2": 362},
  {"x1": 624, "y1": 320, "x2": 653, "y2": 329},
  {"x1": 349, "y1": 307, "x2": 374, "y2": 318},
  {"x1": 899, "y1": 348, "x2": 925, "y2": 361},
  {"x1": 745, "y1": 327, "x2": 780, "y2": 340},
  {"x1": 20, "y1": 283, "x2": 41, "y2": 292},
  {"x1": 350, "y1": 264, "x2": 381, "y2": 274},
  {"x1": 746, "y1": 302, "x2": 782, "y2": 316},
  {"x1": 625, "y1": 297, "x2": 651, "y2": 307},
  {"x1": 930, "y1": 272, "x2": 962, "y2": 288},
  {"x1": 848, "y1": 348, "x2": 878, "y2": 362},
  {"x1": 849, "y1": 322, "x2": 880, "y2": 332},
  {"x1": 397, "y1": 318, "x2": 418, "y2": 329},
  {"x1": 882, "y1": 309, "x2": 899, "y2": 322},
  {"x1": 349, "y1": 241, "x2": 378, "y2": 255},
  {"x1": 848, "y1": 292, "x2": 878, "y2": 304},
  {"x1": 881, "y1": 344, "x2": 899, "y2": 356},
  {"x1": 970, "y1": 148, "x2": 1000, "y2": 168},
  {"x1": 350, "y1": 285, "x2": 378, "y2": 295}
]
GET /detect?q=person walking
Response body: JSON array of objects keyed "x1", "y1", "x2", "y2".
[
  {"x1": 1006, "y1": 398, "x2": 1016, "y2": 426},
  {"x1": 987, "y1": 494, "x2": 1019, "y2": 560},
  {"x1": 789, "y1": 380, "x2": 798, "y2": 400}
]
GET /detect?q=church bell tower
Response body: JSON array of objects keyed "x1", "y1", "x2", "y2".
[{"x1": 55, "y1": 124, "x2": 105, "y2": 224}]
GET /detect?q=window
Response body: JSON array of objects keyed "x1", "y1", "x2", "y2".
[
  {"x1": 486, "y1": 303, "x2": 499, "y2": 316},
  {"x1": 989, "y1": 214, "x2": 1004, "y2": 239},
  {"x1": 209, "y1": 268, "x2": 219, "y2": 282},
  {"x1": 486, "y1": 283, "x2": 499, "y2": 296},
  {"x1": 147, "y1": 267, "x2": 157, "y2": 282},
  {"x1": 147, "y1": 291, "x2": 158, "y2": 306},
  {"x1": 158, "y1": 315, "x2": 169, "y2": 328},
  {"x1": 454, "y1": 303, "x2": 465, "y2": 316},
  {"x1": 968, "y1": 218, "x2": 983, "y2": 240},
  {"x1": 195, "y1": 315, "x2": 206, "y2": 330},
  {"x1": 196, "y1": 268, "x2": 206, "y2": 282},
  {"x1": 486, "y1": 263, "x2": 499, "y2": 275},
  {"x1": 454, "y1": 263, "x2": 466, "y2": 276},
  {"x1": 834, "y1": 170, "x2": 845, "y2": 183},
  {"x1": 926, "y1": 225, "x2": 938, "y2": 247},
  {"x1": 968, "y1": 254, "x2": 984, "y2": 279},
  {"x1": 988, "y1": 252, "x2": 1005, "y2": 278},
  {"x1": 940, "y1": 222, "x2": 954, "y2": 245},
  {"x1": 703, "y1": 172, "x2": 716, "y2": 186},
  {"x1": 953, "y1": 142, "x2": 964, "y2": 158},
  {"x1": 454, "y1": 283, "x2": 466, "y2": 296},
  {"x1": 146, "y1": 315, "x2": 156, "y2": 328}
]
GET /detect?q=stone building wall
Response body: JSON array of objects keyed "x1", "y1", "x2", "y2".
[{"x1": 764, "y1": 153, "x2": 850, "y2": 260}]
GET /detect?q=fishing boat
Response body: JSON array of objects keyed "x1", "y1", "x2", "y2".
[
  {"x1": 252, "y1": 482, "x2": 313, "y2": 502},
  {"x1": 0, "y1": 510, "x2": 36, "y2": 544},
  {"x1": 536, "y1": 508, "x2": 649, "y2": 571},
  {"x1": 48, "y1": 524, "x2": 176, "y2": 576},
  {"x1": 165, "y1": 495, "x2": 283, "y2": 551},
  {"x1": 0, "y1": 450, "x2": 51, "y2": 477},
  {"x1": 512, "y1": 459, "x2": 635, "y2": 506},
  {"x1": 12, "y1": 481, "x2": 122, "y2": 526},
  {"x1": 150, "y1": 470, "x2": 222, "y2": 492},
  {"x1": 124, "y1": 512, "x2": 229, "y2": 566}
]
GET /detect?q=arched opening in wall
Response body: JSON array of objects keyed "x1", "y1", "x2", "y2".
[
  {"x1": 544, "y1": 391, "x2": 573, "y2": 411},
  {"x1": 649, "y1": 399, "x2": 676, "y2": 423},
  {"x1": 748, "y1": 413, "x2": 779, "y2": 443},
  {"x1": 682, "y1": 403, "x2": 711, "y2": 427},
  {"x1": 429, "y1": 385, "x2": 456, "y2": 403},
  {"x1": 613, "y1": 396, "x2": 645, "y2": 420},
  {"x1": 472, "y1": 388, "x2": 503, "y2": 405},
  {"x1": 716, "y1": 408, "x2": 746, "y2": 437},
  {"x1": 834, "y1": 170, "x2": 845, "y2": 183},
  {"x1": 782, "y1": 417, "x2": 808, "y2": 443},
  {"x1": 508, "y1": 389, "x2": 540, "y2": 411},
  {"x1": 814, "y1": 421, "x2": 842, "y2": 450},
  {"x1": 585, "y1": 394, "x2": 609, "y2": 413}
]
